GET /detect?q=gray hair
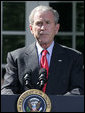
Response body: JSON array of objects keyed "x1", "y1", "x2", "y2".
[{"x1": 29, "y1": 5, "x2": 59, "y2": 25}]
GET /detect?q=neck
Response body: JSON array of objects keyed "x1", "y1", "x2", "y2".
[
  {"x1": 39, "y1": 42, "x2": 53, "y2": 49},
  {"x1": 40, "y1": 44, "x2": 50, "y2": 49}
]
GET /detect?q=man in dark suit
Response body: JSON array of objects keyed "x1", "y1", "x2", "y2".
[{"x1": 1, "y1": 5, "x2": 84, "y2": 95}]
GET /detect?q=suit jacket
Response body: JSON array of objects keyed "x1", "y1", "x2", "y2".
[{"x1": 1, "y1": 42, "x2": 84, "y2": 95}]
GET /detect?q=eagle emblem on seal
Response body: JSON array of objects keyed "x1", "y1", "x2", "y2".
[{"x1": 26, "y1": 98, "x2": 42, "y2": 112}]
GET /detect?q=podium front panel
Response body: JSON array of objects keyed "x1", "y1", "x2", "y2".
[{"x1": 1, "y1": 95, "x2": 84, "y2": 112}]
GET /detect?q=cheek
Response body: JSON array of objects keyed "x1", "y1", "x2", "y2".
[
  {"x1": 33, "y1": 26, "x2": 40, "y2": 33},
  {"x1": 32, "y1": 28, "x2": 41, "y2": 37},
  {"x1": 48, "y1": 25, "x2": 55, "y2": 31},
  {"x1": 49, "y1": 27, "x2": 56, "y2": 36},
  {"x1": 52, "y1": 27, "x2": 58, "y2": 35},
  {"x1": 31, "y1": 28, "x2": 37, "y2": 35}
]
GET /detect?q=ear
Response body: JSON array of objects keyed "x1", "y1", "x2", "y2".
[
  {"x1": 29, "y1": 25, "x2": 33, "y2": 34},
  {"x1": 55, "y1": 24, "x2": 60, "y2": 34}
]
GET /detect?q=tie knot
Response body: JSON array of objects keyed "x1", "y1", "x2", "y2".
[{"x1": 42, "y1": 50, "x2": 48, "y2": 56}]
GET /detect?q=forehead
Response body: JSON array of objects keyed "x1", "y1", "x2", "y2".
[{"x1": 33, "y1": 11, "x2": 54, "y2": 21}]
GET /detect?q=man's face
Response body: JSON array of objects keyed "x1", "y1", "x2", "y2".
[{"x1": 29, "y1": 10, "x2": 60, "y2": 46}]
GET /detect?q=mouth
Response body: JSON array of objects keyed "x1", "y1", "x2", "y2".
[{"x1": 39, "y1": 32, "x2": 49, "y2": 35}]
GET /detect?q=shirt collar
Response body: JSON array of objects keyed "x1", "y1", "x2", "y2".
[{"x1": 47, "y1": 41, "x2": 54, "y2": 55}]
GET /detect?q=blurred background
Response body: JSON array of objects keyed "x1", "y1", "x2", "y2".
[{"x1": 1, "y1": 1, "x2": 84, "y2": 85}]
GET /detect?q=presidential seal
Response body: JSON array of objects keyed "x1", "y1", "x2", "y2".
[{"x1": 17, "y1": 89, "x2": 51, "y2": 112}]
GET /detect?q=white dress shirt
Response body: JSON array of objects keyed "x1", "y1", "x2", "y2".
[{"x1": 36, "y1": 41, "x2": 54, "y2": 67}]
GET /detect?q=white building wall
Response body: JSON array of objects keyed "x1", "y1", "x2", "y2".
[{"x1": 25, "y1": 1, "x2": 49, "y2": 46}]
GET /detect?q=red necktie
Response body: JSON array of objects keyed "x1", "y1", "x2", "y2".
[{"x1": 40, "y1": 50, "x2": 49, "y2": 93}]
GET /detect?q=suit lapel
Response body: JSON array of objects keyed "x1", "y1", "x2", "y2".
[
  {"x1": 24, "y1": 42, "x2": 40, "y2": 85},
  {"x1": 24, "y1": 42, "x2": 40, "y2": 70},
  {"x1": 46, "y1": 43, "x2": 67, "y2": 94},
  {"x1": 49, "y1": 43, "x2": 64, "y2": 74}
]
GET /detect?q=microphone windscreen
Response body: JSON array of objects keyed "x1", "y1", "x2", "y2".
[{"x1": 39, "y1": 68, "x2": 47, "y2": 75}]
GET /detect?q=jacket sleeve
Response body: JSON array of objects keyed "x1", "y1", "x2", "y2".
[
  {"x1": 65, "y1": 53, "x2": 84, "y2": 95},
  {"x1": 1, "y1": 52, "x2": 20, "y2": 95}
]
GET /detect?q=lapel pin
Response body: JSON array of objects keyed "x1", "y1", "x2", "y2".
[{"x1": 58, "y1": 60, "x2": 62, "y2": 62}]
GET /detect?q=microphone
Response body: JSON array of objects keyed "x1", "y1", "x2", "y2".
[
  {"x1": 24, "y1": 70, "x2": 32, "y2": 89},
  {"x1": 37, "y1": 68, "x2": 47, "y2": 90}
]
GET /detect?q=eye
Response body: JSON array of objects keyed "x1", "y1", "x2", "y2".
[
  {"x1": 46, "y1": 21, "x2": 50, "y2": 24},
  {"x1": 36, "y1": 22, "x2": 43, "y2": 26}
]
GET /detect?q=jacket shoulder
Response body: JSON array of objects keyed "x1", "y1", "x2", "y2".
[
  {"x1": 7, "y1": 42, "x2": 36, "y2": 60},
  {"x1": 55, "y1": 41, "x2": 82, "y2": 55},
  {"x1": 9, "y1": 47, "x2": 26, "y2": 58},
  {"x1": 61, "y1": 45, "x2": 82, "y2": 56}
]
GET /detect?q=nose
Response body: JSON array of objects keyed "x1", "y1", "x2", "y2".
[
  {"x1": 41, "y1": 25, "x2": 45, "y2": 30},
  {"x1": 41, "y1": 23, "x2": 46, "y2": 30}
]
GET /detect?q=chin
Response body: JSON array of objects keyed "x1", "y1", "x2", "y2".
[{"x1": 39, "y1": 40, "x2": 48, "y2": 44}]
